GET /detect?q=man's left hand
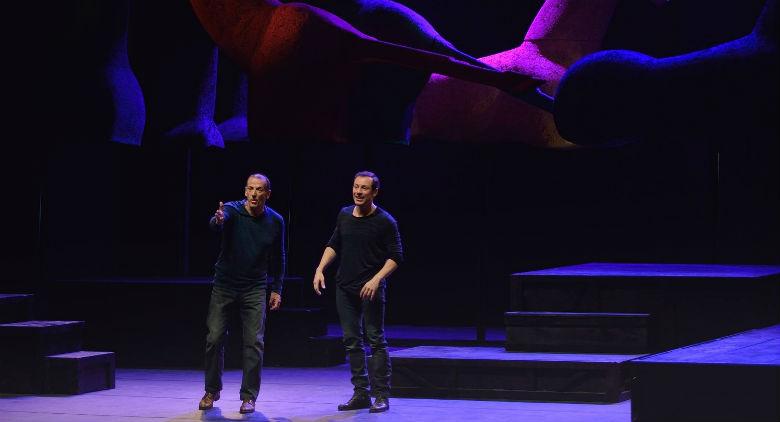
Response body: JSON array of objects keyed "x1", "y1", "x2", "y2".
[
  {"x1": 359, "y1": 278, "x2": 380, "y2": 301},
  {"x1": 269, "y1": 292, "x2": 282, "y2": 310}
]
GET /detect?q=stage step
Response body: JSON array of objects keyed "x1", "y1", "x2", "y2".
[
  {"x1": 505, "y1": 311, "x2": 648, "y2": 353},
  {"x1": 0, "y1": 358, "x2": 47, "y2": 393},
  {"x1": 277, "y1": 276, "x2": 325, "y2": 308},
  {"x1": 0, "y1": 320, "x2": 117, "y2": 395},
  {"x1": 511, "y1": 263, "x2": 780, "y2": 351},
  {"x1": 265, "y1": 335, "x2": 345, "y2": 367},
  {"x1": 630, "y1": 324, "x2": 780, "y2": 422},
  {"x1": 0, "y1": 349, "x2": 116, "y2": 395},
  {"x1": 326, "y1": 324, "x2": 506, "y2": 348},
  {"x1": 267, "y1": 307, "x2": 327, "y2": 339},
  {"x1": 225, "y1": 307, "x2": 340, "y2": 367},
  {"x1": 391, "y1": 346, "x2": 640, "y2": 403},
  {"x1": 222, "y1": 307, "x2": 338, "y2": 367},
  {"x1": 0, "y1": 293, "x2": 35, "y2": 323},
  {"x1": 45, "y1": 351, "x2": 116, "y2": 394},
  {"x1": 0, "y1": 320, "x2": 84, "y2": 358},
  {"x1": 46, "y1": 276, "x2": 333, "y2": 367}
]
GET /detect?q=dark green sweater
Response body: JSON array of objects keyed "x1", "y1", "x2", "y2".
[{"x1": 209, "y1": 200, "x2": 286, "y2": 292}]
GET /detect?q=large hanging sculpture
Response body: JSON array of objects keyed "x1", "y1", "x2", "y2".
[
  {"x1": 554, "y1": 0, "x2": 779, "y2": 146},
  {"x1": 189, "y1": 0, "x2": 541, "y2": 144},
  {"x1": 279, "y1": 0, "x2": 496, "y2": 144},
  {"x1": 81, "y1": 0, "x2": 145, "y2": 146},
  {"x1": 149, "y1": 1, "x2": 223, "y2": 148},
  {"x1": 412, "y1": 0, "x2": 620, "y2": 147},
  {"x1": 216, "y1": 61, "x2": 250, "y2": 143}
]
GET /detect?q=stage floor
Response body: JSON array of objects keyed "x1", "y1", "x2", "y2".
[
  {"x1": 328, "y1": 323, "x2": 507, "y2": 343},
  {"x1": 0, "y1": 366, "x2": 630, "y2": 422}
]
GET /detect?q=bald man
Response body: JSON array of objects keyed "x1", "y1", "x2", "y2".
[{"x1": 200, "y1": 173, "x2": 286, "y2": 414}]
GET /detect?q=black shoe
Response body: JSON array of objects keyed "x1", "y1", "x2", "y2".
[
  {"x1": 337, "y1": 392, "x2": 372, "y2": 411},
  {"x1": 369, "y1": 396, "x2": 389, "y2": 413}
]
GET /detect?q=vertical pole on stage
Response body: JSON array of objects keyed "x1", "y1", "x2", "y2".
[
  {"x1": 182, "y1": 146, "x2": 192, "y2": 275},
  {"x1": 37, "y1": 186, "x2": 45, "y2": 274},
  {"x1": 286, "y1": 143, "x2": 299, "y2": 277},
  {"x1": 476, "y1": 147, "x2": 489, "y2": 343},
  {"x1": 37, "y1": 170, "x2": 46, "y2": 294},
  {"x1": 713, "y1": 149, "x2": 720, "y2": 261},
  {"x1": 33, "y1": 153, "x2": 48, "y2": 321}
]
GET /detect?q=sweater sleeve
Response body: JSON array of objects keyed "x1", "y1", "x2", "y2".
[
  {"x1": 384, "y1": 218, "x2": 404, "y2": 264},
  {"x1": 208, "y1": 203, "x2": 232, "y2": 231},
  {"x1": 326, "y1": 212, "x2": 341, "y2": 253},
  {"x1": 268, "y1": 217, "x2": 286, "y2": 294}
]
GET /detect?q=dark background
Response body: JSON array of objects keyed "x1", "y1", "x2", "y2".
[{"x1": 2, "y1": 0, "x2": 778, "y2": 328}]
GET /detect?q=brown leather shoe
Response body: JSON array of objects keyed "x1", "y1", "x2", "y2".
[
  {"x1": 198, "y1": 391, "x2": 220, "y2": 410},
  {"x1": 239, "y1": 399, "x2": 256, "y2": 414}
]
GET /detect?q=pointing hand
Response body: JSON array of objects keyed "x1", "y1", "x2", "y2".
[{"x1": 215, "y1": 202, "x2": 225, "y2": 225}]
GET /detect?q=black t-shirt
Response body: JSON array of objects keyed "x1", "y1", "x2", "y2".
[
  {"x1": 327, "y1": 205, "x2": 403, "y2": 292},
  {"x1": 210, "y1": 200, "x2": 286, "y2": 292}
]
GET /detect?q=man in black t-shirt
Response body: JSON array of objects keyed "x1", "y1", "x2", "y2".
[
  {"x1": 199, "y1": 173, "x2": 285, "y2": 415},
  {"x1": 313, "y1": 171, "x2": 403, "y2": 414}
]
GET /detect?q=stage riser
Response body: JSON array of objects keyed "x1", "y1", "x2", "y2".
[
  {"x1": 0, "y1": 321, "x2": 84, "y2": 358},
  {"x1": 393, "y1": 362, "x2": 629, "y2": 403},
  {"x1": 46, "y1": 279, "x2": 336, "y2": 367},
  {"x1": 279, "y1": 278, "x2": 328, "y2": 309},
  {"x1": 267, "y1": 308, "x2": 327, "y2": 339},
  {"x1": 392, "y1": 388, "x2": 628, "y2": 403},
  {"x1": 0, "y1": 295, "x2": 118, "y2": 395},
  {"x1": 264, "y1": 308, "x2": 339, "y2": 366},
  {"x1": 630, "y1": 323, "x2": 780, "y2": 422},
  {"x1": 45, "y1": 352, "x2": 116, "y2": 394},
  {"x1": 506, "y1": 327, "x2": 647, "y2": 353},
  {"x1": 390, "y1": 346, "x2": 637, "y2": 404},
  {"x1": 265, "y1": 336, "x2": 345, "y2": 367},
  {"x1": 511, "y1": 275, "x2": 780, "y2": 351},
  {"x1": 505, "y1": 312, "x2": 648, "y2": 353},
  {"x1": 0, "y1": 294, "x2": 35, "y2": 323},
  {"x1": 79, "y1": 317, "x2": 338, "y2": 368},
  {"x1": 631, "y1": 364, "x2": 779, "y2": 422},
  {"x1": 0, "y1": 352, "x2": 115, "y2": 395},
  {"x1": 0, "y1": 360, "x2": 46, "y2": 394}
]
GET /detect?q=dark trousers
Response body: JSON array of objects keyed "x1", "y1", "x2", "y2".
[
  {"x1": 336, "y1": 284, "x2": 391, "y2": 397},
  {"x1": 204, "y1": 284, "x2": 267, "y2": 401}
]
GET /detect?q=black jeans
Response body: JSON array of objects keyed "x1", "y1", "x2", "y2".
[
  {"x1": 204, "y1": 284, "x2": 267, "y2": 401},
  {"x1": 336, "y1": 284, "x2": 391, "y2": 397}
]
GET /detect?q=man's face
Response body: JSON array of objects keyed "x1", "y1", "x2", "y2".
[
  {"x1": 352, "y1": 176, "x2": 377, "y2": 207},
  {"x1": 244, "y1": 176, "x2": 270, "y2": 210}
]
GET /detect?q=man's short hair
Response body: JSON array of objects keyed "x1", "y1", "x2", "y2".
[
  {"x1": 248, "y1": 173, "x2": 271, "y2": 190},
  {"x1": 354, "y1": 171, "x2": 380, "y2": 190}
]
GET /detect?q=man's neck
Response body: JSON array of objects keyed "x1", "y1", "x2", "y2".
[
  {"x1": 353, "y1": 203, "x2": 376, "y2": 217},
  {"x1": 244, "y1": 202, "x2": 266, "y2": 217}
]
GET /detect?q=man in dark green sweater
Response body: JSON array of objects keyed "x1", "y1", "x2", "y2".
[
  {"x1": 313, "y1": 171, "x2": 403, "y2": 413},
  {"x1": 199, "y1": 173, "x2": 285, "y2": 414}
]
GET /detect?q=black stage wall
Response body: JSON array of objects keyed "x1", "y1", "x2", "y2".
[{"x1": 2, "y1": 0, "x2": 777, "y2": 327}]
